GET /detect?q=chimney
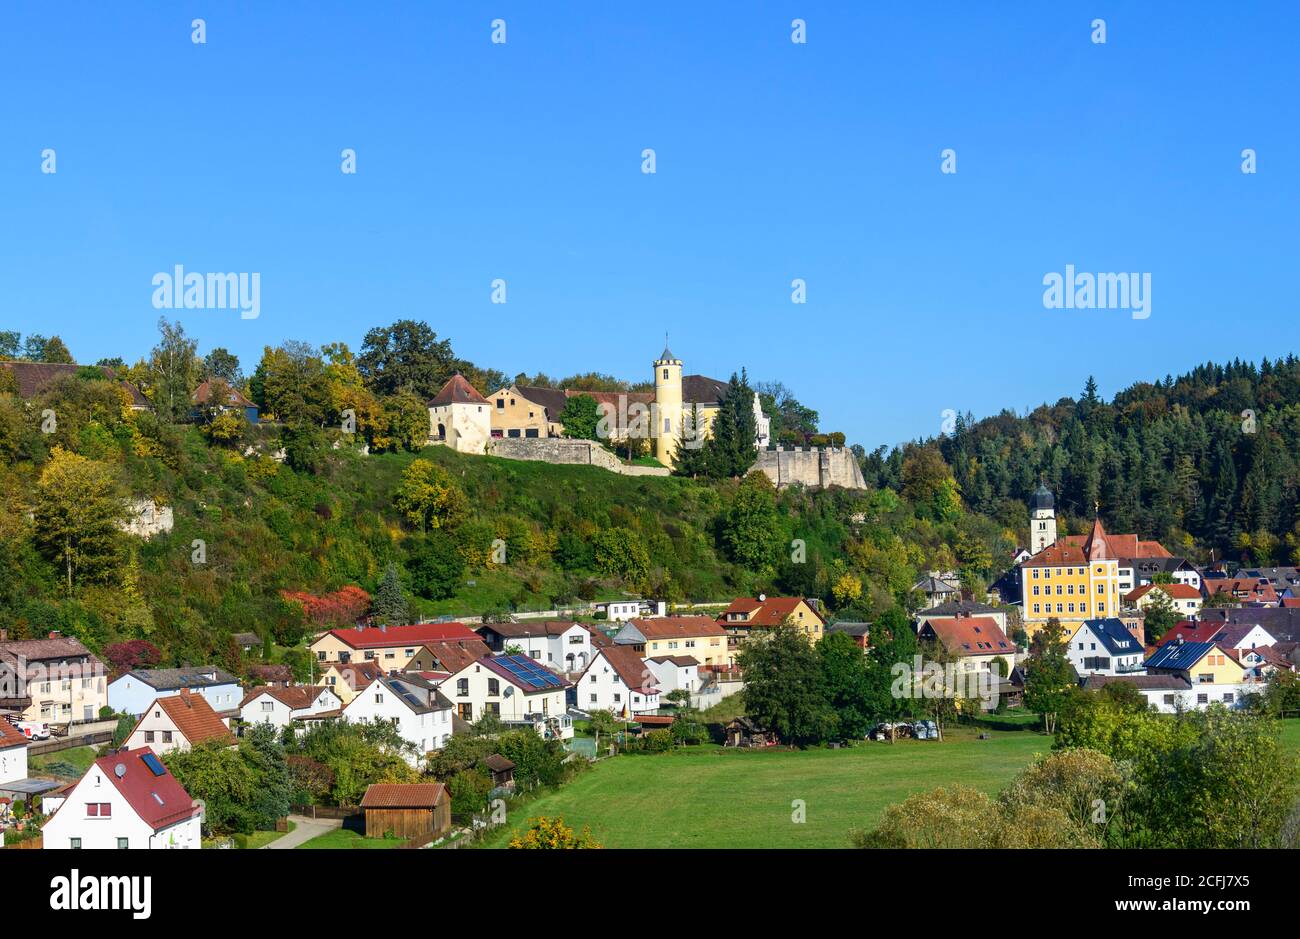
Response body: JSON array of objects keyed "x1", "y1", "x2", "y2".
[{"x1": 0, "y1": 628, "x2": 7, "y2": 642}]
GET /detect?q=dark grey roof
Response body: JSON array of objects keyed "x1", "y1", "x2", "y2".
[
  {"x1": 914, "y1": 576, "x2": 960, "y2": 595},
  {"x1": 1238, "y1": 567, "x2": 1300, "y2": 590},
  {"x1": 124, "y1": 666, "x2": 238, "y2": 690},
  {"x1": 1198, "y1": 607, "x2": 1300, "y2": 643},
  {"x1": 1079, "y1": 618, "x2": 1143, "y2": 656},
  {"x1": 375, "y1": 674, "x2": 453, "y2": 715},
  {"x1": 1125, "y1": 556, "x2": 1194, "y2": 575},
  {"x1": 917, "y1": 600, "x2": 999, "y2": 618},
  {"x1": 1031, "y1": 484, "x2": 1055, "y2": 511},
  {"x1": 681, "y1": 375, "x2": 729, "y2": 405},
  {"x1": 1081, "y1": 674, "x2": 1192, "y2": 691},
  {"x1": 827, "y1": 621, "x2": 871, "y2": 637}
]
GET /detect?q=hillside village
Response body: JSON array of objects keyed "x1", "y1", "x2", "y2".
[
  {"x1": 2, "y1": 328, "x2": 1300, "y2": 850},
  {"x1": 3, "y1": 478, "x2": 1300, "y2": 849}
]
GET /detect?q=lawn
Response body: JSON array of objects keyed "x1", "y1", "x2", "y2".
[
  {"x1": 29, "y1": 746, "x2": 98, "y2": 779},
  {"x1": 295, "y1": 828, "x2": 405, "y2": 849},
  {"x1": 479, "y1": 726, "x2": 1052, "y2": 848}
]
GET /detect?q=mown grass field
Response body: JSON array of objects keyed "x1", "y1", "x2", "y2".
[
  {"x1": 480, "y1": 726, "x2": 1052, "y2": 849},
  {"x1": 480, "y1": 718, "x2": 1300, "y2": 849},
  {"x1": 295, "y1": 828, "x2": 405, "y2": 849}
]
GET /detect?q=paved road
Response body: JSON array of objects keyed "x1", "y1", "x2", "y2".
[{"x1": 264, "y1": 814, "x2": 341, "y2": 849}]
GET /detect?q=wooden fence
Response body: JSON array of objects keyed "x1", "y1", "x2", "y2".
[{"x1": 290, "y1": 804, "x2": 359, "y2": 821}]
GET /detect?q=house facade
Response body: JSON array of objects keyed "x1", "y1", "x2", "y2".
[
  {"x1": 108, "y1": 666, "x2": 241, "y2": 717},
  {"x1": 239, "y1": 685, "x2": 342, "y2": 731},
  {"x1": 310, "y1": 621, "x2": 483, "y2": 670},
  {"x1": 613, "y1": 616, "x2": 730, "y2": 669},
  {"x1": 578, "y1": 645, "x2": 661, "y2": 718},
  {"x1": 0, "y1": 634, "x2": 108, "y2": 724},
  {"x1": 477, "y1": 621, "x2": 594, "y2": 672},
  {"x1": 0, "y1": 720, "x2": 28, "y2": 786},
  {"x1": 1067, "y1": 618, "x2": 1146, "y2": 676},
  {"x1": 644, "y1": 656, "x2": 699, "y2": 695},
  {"x1": 1124, "y1": 583, "x2": 1202, "y2": 617},
  {"x1": 342, "y1": 674, "x2": 454, "y2": 766},
  {"x1": 125, "y1": 690, "x2": 237, "y2": 756},
  {"x1": 717, "y1": 596, "x2": 826, "y2": 650},
  {"x1": 443, "y1": 655, "x2": 573, "y2": 739},
  {"x1": 43, "y1": 748, "x2": 202, "y2": 849},
  {"x1": 428, "y1": 374, "x2": 492, "y2": 454}
]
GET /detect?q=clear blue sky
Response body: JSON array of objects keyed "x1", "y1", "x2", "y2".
[{"x1": 2, "y1": 2, "x2": 1296, "y2": 450}]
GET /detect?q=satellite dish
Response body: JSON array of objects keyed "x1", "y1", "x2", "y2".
[
  {"x1": 504, "y1": 687, "x2": 514, "y2": 697},
  {"x1": 114, "y1": 763, "x2": 126, "y2": 778}
]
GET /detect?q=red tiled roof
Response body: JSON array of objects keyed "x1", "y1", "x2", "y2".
[
  {"x1": 1061, "y1": 526, "x2": 1171, "y2": 561},
  {"x1": 92, "y1": 747, "x2": 201, "y2": 831},
  {"x1": 240, "y1": 685, "x2": 332, "y2": 710},
  {"x1": 590, "y1": 645, "x2": 659, "y2": 693},
  {"x1": 1125, "y1": 583, "x2": 1201, "y2": 603},
  {"x1": 1203, "y1": 578, "x2": 1279, "y2": 603},
  {"x1": 421, "y1": 639, "x2": 490, "y2": 673},
  {"x1": 322, "y1": 660, "x2": 385, "y2": 691},
  {"x1": 629, "y1": 616, "x2": 727, "y2": 639},
  {"x1": 718, "y1": 597, "x2": 824, "y2": 628},
  {"x1": 324, "y1": 623, "x2": 481, "y2": 650},
  {"x1": 193, "y1": 379, "x2": 254, "y2": 409},
  {"x1": 360, "y1": 782, "x2": 447, "y2": 809},
  {"x1": 1156, "y1": 621, "x2": 1222, "y2": 647},
  {"x1": 0, "y1": 719, "x2": 26, "y2": 750},
  {"x1": 429, "y1": 374, "x2": 487, "y2": 406},
  {"x1": 919, "y1": 616, "x2": 1015, "y2": 657},
  {"x1": 136, "y1": 691, "x2": 236, "y2": 748}
]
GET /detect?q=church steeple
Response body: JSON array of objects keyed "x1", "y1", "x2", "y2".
[
  {"x1": 1083, "y1": 514, "x2": 1110, "y2": 561},
  {"x1": 1029, "y1": 482, "x2": 1057, "y2": 553}
]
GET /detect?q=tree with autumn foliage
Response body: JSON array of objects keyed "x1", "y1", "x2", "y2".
[{"x1": 281, "y1": 586, "x2": 371, "y2": 627}]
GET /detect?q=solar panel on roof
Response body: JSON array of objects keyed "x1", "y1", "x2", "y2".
[{"x1": 141, "y1": 752, "x2": 166, "y2": 777}]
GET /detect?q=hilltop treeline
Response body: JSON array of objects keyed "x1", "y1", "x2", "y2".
[{"x1": 864, "y1": 358, "x2": 1300, "y2": 565}]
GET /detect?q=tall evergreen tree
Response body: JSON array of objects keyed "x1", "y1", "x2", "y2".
[{"x1": 372, "y1": 562, "x2": 410, "y2": 625}]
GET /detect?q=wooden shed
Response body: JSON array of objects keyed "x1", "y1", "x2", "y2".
[
  {"x1": 482, "y1": 753, "x2": 516, "y2": 791},
  {"x1": 359, "y1": 783, "x2": 451, "y2": 840}
]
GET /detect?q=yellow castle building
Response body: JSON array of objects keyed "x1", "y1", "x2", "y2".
[
  {"x1": 1022, "y1": 516, "x2": 1123, "y2": 640},
  {"x1": 437, "y1": 341, "x2": 770, "y2": 469}
]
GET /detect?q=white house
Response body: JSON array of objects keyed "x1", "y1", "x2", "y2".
[
  {"x1": 125, "y1": 690, "x2": 237, "y2": 756},
  {"x1": 42, "y1": 748, "x2": 202, "y2": 849},
  {"x1": 108, "y1": 666, "x2": 242, "y2": 717},
  {"x1": 443, "y1": 654, "x2": 573, "y2": 740},
  {"x1": 1068, "y1": 618, "x2": 1146, "y2": 676},
  {"x1": 0, "y1": 720, "x2": 28, "y2": 786},
  {"x1": 342, "y1": 674, "x2": 454, "y2": 766},
  {"x1": 578, "y1": 645, "x2": 661, "y2": 718},
  {"x1": 477, "y1": 620, "x2": 594, "y2": 672},
  {"x1": 1124, "y1": 583, "x2": 1202, "y2": 617},
  {"x1": 600, "y1": 600, "x2": 668, "y2": 623},
  {"x1": 645, "y1": 655, "x2": 699, "y2": 696},
  {"x1": 239, "y1": 685, "x2": 342, "y2": 731},
  {"x1": 428, "y1": 374, "x2": 492, "y2": 454}
]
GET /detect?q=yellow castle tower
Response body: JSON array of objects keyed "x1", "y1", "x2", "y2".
[{"x1": 653, "y1": 339, "x2": 684, "y2": 467}]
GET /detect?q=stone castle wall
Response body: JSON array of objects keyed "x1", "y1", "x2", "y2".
[
  {"x1": 751, "y1": 447, "x2": 867, "y2": 491},
  {"x1": 486, "y1": 438, "x2": 671, "y2": 477}
]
